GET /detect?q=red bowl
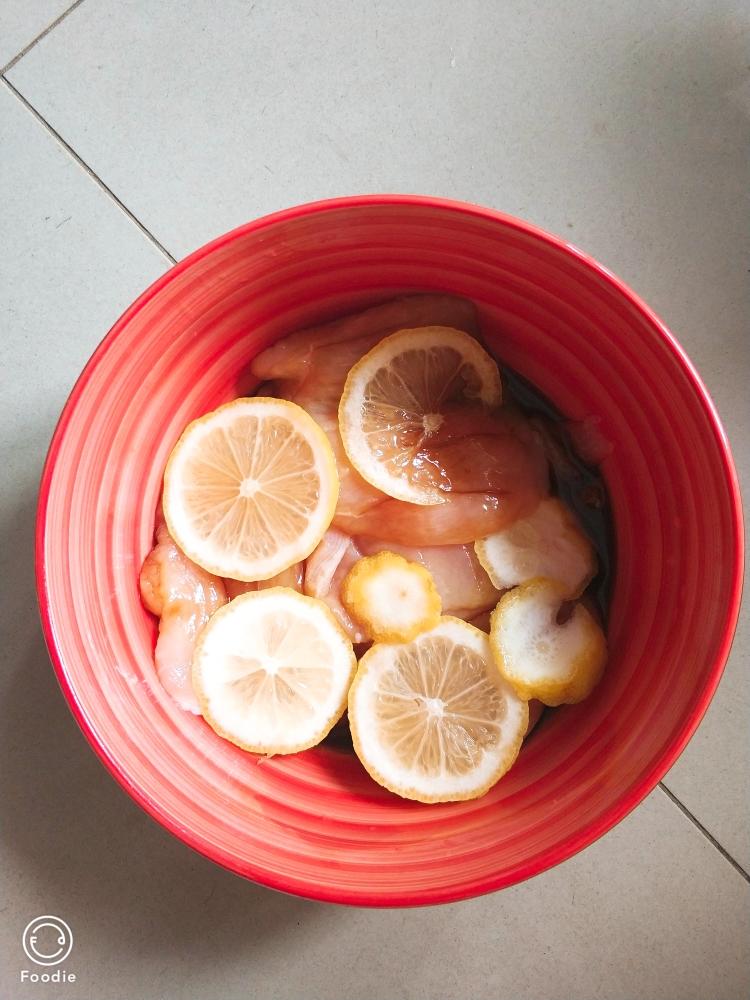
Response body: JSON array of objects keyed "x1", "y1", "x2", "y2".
[{"x1": 36, "y1": 196, "x2": 743, "y2": 906}]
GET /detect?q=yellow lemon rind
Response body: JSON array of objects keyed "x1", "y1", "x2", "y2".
[
  {"x1": 341, "y1": 551, "x2": 442, "y2": 644},
  {"x1": 348, "y1": 616, "x2": 528, "y2": 803},
  {"x1": 163, "y1": 397, "x2": 339, "y2": 582},
  {"x1": 192, "y1": 587, "x2": 356, "y2": 755},
  {"x1": 475, "y1": 496, "x2": 597, "y2": 599},
  {"x1": 489, "y1": 577, "x2": 607, "y2": 707},
  {"x1": 338, "y1": 326, "x2": 501, "y2": 506}
]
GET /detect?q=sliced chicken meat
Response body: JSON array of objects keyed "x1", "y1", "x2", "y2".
[
  {"x1": 304, "y1": 529, "x2": 368, "y2": 642},
  {"x1": 223, "y1": 562, "x2": 304, "y2": 599},
  {"x1": 139, "y1": 512, "x2": 227, "y2": 713},
  {"x1": 305, "y1": 528, "x2": 504, "y2": 642},
  {"x1": 251, "y1": 295, "x2": 548, "y2": 544},
  {"x1": 355, "y1": 536, "x2": 502, "y2": 619}
]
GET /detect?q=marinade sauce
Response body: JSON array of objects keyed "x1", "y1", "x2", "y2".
[{"x1": 501, "y1": 366, "x2": 614, "y2": 621}]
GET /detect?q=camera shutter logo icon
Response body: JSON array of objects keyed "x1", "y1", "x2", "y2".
[{"x1": 22, "y1": 916, "x2": 73, "y2": 966}]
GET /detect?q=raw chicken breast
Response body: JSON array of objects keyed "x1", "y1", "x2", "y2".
[
  {"x1": 338, "y1": 407, "x2": 549, "y2": 544},
  {"x1": 355, "y1": 537, "x2": 501, "y2": 618},
  {"x1": 251, "y1": 295, "x2": 549, "y2": 544},
  {"x1": 304, "y1": 530, "x2": 368, "y2": 642},
  {"x1": 252, "y1": 293, "x2": 479, "y2": 384},
  {"x1": 334, "y1": 489, "x2": 540, "y2": 547},
  {"x1": 305, "y1": 529, "x2": 502, "y2": 641},
  {"x1": 251, "y1": 295, "x2": 482, "y2": 522},
  {"x1": 140, "y1": 513, "x2": 227, "y2": 713},
  {"x1": 223, "y1": 562, "x2": 304, "y2": 599}
]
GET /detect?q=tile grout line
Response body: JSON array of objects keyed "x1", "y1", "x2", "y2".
[
  {"x1": 1, "y1": 0, "x2": 87, "y2": 75},
  {"x1": 658, "y1": 782, "x2": 750, "y2": 883},
  {"x1": 1, "y1": 77, "x2": 177, "y2": 266}
]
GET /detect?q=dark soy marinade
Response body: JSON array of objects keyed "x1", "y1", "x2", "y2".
[
  {"x1": 502, "y1": 366, "x2": 614, "y2": 622},
  {"x1": 324, "y1": 363, "x2": 614, "y2": 754}
]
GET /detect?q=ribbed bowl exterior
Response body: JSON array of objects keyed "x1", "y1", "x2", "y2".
[{"x1": 36, "y1": 196, "x2": 743, "y2": 906}]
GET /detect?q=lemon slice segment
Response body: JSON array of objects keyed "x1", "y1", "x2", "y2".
[
  {"x1": 489, "y1": 578, "x2": 607, "y2": 706},
  {"x1": 192, "y1": 588, "x2": 356, "y2": 754},
  {"x1": 338, "y1": 326, "x2": 502, "y2": 504},
  {"x1": 163, "y1": 397, "x2": 338, "y2": 581},
  {"x1": 475, "y1": 497, "x2": 596, "y2": 599},
  {"x1": 349, "y1": 617, "x2": 528, "y2": 802},
  {"x1": 342, "y1": 551, "x2": 442, "y2": 643}
]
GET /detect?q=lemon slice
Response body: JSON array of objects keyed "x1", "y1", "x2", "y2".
[
  {"x1": 342, "y1": 551, "x2": 442, "y2": 643},
  {"x1": 475, "y1": 497, "x2": 596, "y2": 599},
  {"x1": 163, "y1": 397, "x2": 338, "y2": 581},
  {"x1": 349, "y1": 617, "x2": 528, "y2": 802},
  {"x1": 192, "y1": 588, "x2": 356, "y2": 754},
  {"x1": 489, "y1": 578, "x2": 607, "y2": 706},
  {"x1": 338, "y1": 326, "x2": 502, "y2": 504}
]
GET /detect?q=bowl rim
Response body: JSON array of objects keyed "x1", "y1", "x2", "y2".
[{"x1": 35, "y1": 194, "x2": 745, "y2": 906}]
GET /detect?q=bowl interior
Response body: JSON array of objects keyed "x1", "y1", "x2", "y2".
[{"x1": 38, "y1": 198, "x2": 743, "y2": 906}]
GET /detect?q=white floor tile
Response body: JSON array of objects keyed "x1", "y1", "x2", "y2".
[
  {"x1": 7, "y1": 0, "x2": 748, "y2": 872},
  {"x1": 1, "y1": 4, "x2": 748, "y2": 996},
  {"x1": 662, "y1": 619, "x2": 750, "y2": 873},
  {"x1": 0, "y1": 77, "x2": 167, "y2": 730},
  {"x1": 0, "y1": 80, "x2": 168, "y2": 498},
  {"x1": 6, "y1": 0, "x2": 747, "y2": 269},
  {"x1": 1, "y1": 670, "x2": 748, "y2": 1000},
  {"x1": 0, "y1": 0, "x2": 74, "y2": 69}
]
